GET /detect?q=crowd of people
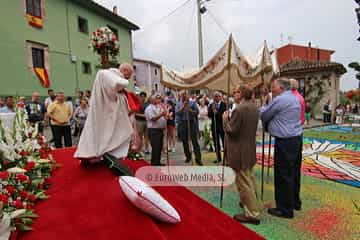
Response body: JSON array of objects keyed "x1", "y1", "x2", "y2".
[
  {"x1": 2, "y1": 67, "x2": 358, "y2": 226},
  {"x1": 0, "y1": 89, "x2": 90, "y2": 149},
  {"x1": 326, "y1": 102, "x2": 359, "y2": 125}
]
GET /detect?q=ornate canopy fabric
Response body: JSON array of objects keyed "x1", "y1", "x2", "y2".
[{"x1": 160, "y1": 35, "x2": 275, "y2": 93}]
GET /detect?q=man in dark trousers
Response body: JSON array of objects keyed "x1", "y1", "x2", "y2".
[
  {"x1": 176, "y1": 90, "x2": 203, "y2": 166},
  {"x1": 208, "y1": 91, "x2": 227, "y2": 163},
  {"x1": 260, "y1": 78, "x2": 302, "y2": 219},
  {"x1": 26, "y1": 92, "x2": 46, "y2": 133},
  {"x1": 145, "y1": 94, "x2": 167, "y2": 166}
]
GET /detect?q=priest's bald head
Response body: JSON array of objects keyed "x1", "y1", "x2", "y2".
[{"x1": 119, "y1": 63, "x2": 134, "y2": 79}]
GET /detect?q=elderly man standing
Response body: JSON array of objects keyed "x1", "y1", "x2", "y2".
[
  {"x1": 145, "y1": 94, "x2": 167, "y2": 166},
  {"x1": 26, "y1": 92, "x2": 46, "y2": 133},
  {"x1": 223, "y1": 84, "x2": 260, "y2": 225},
  {"x1": 290, "y1": 79, "x2": 305, "y2": 125},
  {"x1": 176, "y1": 90, "x2": 203, "y2": 166},
  {"x1": 290, "y1": 78, "x2": 305, "y2": 213},
  {"x1": 208, "y1": 92, "x2": 226, "y2": 163},
  {"x1": 260, "y1": 78, "x2": 302, "y2": 219},
  {"x1": 47, "y1": 92, "x2": 73, "y2": 148}
]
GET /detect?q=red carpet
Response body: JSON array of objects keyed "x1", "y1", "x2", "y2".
[{"x1": 19, "y1": 148, "x2": 264, "y2": 240}]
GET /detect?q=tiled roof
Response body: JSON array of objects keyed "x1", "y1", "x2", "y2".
[
  {"x1": 71, "y1": 0, "x2": 139, "y2": 30},
  {"x1": 280, "y1": 59, "x2": 347, "y2": 75}
]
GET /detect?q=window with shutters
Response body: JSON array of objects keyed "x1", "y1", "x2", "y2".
[
  {"x1": 26, "y1": 0, "x2": 41, "y2": 17},
  {"x1": 32, "y1": 47, "x2": 44, "y2": 68}
]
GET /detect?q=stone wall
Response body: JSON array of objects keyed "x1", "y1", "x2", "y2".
[{"x1": 304, "y1": 72, "x2": 339, "y2": 120}]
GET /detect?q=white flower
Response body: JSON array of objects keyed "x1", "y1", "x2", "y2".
[
  {"x1": 36, "y1": 159, "x2": 51, "y2": 164},
  {"x1": 7, "y1": 167, "x2": 27, "y2": 174}
]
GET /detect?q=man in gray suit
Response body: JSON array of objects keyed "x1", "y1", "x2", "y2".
[
  {"x1": 176, "y1": 90, "x2": 203, "y2": 166},
  {"x1": 223, "y1": 84, "x2": 260, "y2": 225}
]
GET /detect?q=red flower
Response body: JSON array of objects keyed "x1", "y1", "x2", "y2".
[
  {"x1": 25, "y1": 161, "x2": 36, "y2": 171},
  {"x1": 16, "y1": 174, "x2": 28, "y2": 182},
  {"x1": 28, "y1": 194, "x2": 36, "y2": 202},
  {"x1": 19, "y1": 150, "x2": 29, "y2": 157},
  {"x1": 37, "y1": 137, "x2": 44, "y2": 145},
  {"x1": 37, "y1": 183, "x2": 43, "y2": 189},
  {"x1": 5, "y1": 186, "x2": 15, "y2": 195},
  {"x1": 0, "y1": 194, "x2": 9, "y2": 205},
  {"x1": 44, "y1": 177, "x2": 51, "y2": 185},
  {"x1": 17, "y1": 102, "x2": 25, "y2": 108},
  {"x1": 26, "y1": 203, "x2": 33, "y2": 210},
  {"x1": 14, "y1": 199, "x2": 23, "y2": 209},
  {"x1": 3, "y1": 160, "x2": 10, "y2": 166},
  {"x1": 20, "y1": 190, "x2": 28, "y2": 199},
  {"x1": 0, "y1": 171, "x2": 9, "y2": 179},
  {"x1": 39, "y1": 148, "x2": 49, "y2": 159}
]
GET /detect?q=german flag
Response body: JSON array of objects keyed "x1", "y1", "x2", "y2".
[
  {"x1": 26, "y1": 14, "x2": 43, "y2": 29},
  {"x1": 34, "y1": 67, "x2": 50, "y2": 88}
]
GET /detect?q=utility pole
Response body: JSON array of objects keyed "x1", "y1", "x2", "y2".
[
  {"x1": 196, "y1": 0, "x2": 205, "y2": 68},
  {"x1": 355, "y1": 0, "x2": 360, "y2": 41}
]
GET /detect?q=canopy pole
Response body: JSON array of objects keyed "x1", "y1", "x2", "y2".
[
  {"x1": 220, "y1": 34, "x2": 232, "y2": 208},
  {"x1": 260, "y1": 41, "x2": 267, "y2": 201}
]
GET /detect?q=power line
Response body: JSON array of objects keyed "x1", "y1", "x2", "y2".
[
  {"x1": 184, "y1": 1, "x2": 196, "y2": 48},
  {"x1": 134, "y1": 0, "x2": 192, "y2": 38},
  {"x1": 206, "y1": 8, "x2": 229, "y2": 36}
]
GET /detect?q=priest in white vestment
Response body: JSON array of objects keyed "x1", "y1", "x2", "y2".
[{"x1": 74, "y1": 64, "x2": 134, "y2": 162}]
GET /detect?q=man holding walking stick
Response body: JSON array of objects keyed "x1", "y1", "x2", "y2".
[{"x1": 260, "y1": 78, "x2": 302, "y2": 219}]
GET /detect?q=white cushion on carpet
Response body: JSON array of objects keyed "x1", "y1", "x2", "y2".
[{"x1": 119, "y1": 176, "x2": 181, "y2": 223}]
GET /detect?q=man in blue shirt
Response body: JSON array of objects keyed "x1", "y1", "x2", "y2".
[
  {"x1": 176, "y1": 90, "x2": 202, "y2": 165},
  {"x1": 260, "y1": 78, "x2": 302, "y2": 219},
  {"x1": 0, "y1": 96, "x2": 15, "y2": 113}
]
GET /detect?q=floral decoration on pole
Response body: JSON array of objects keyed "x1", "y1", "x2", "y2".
[{"x1": 89, "y1": 27, "x2": 120, "y2": 68}]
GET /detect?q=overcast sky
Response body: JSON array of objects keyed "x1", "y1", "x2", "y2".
[{"x1": 95, "y1": 0, "x2": 360, "y2": 91}]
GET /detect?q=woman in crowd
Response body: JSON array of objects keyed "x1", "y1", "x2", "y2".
[
  {"x1": 73, "y1": 99, "x2": 89, "y2": 136},
  {"x1": 198, "y1": 98, "x2": 209, "y2": 138},
  {"x1": 166, "y1": 100, "x2": 176, "y2": 153}
]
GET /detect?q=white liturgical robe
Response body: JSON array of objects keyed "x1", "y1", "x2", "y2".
[{"x1": 74, "y1": 68, "x2": 133, "y2": 159}]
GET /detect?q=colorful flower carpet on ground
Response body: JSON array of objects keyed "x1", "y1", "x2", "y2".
[
  {"x1": 254, "y1": 126, "x2": 360, "y2": 188},
  {"x1": 192, "y1": 152, "x2": 360, "y2": 240}
]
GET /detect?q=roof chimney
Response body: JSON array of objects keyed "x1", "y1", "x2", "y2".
[
  {"x1": 308, "y1": 42, "x2": 312, "y2": 61},
  {"x1": 113, "y1": 6, "x2": 118, "y2": 15},
  {"x1": 317, "y1": 48, "x2": 320, "y2": 62}
]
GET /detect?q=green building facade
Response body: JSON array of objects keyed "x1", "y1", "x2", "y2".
[{"x1": 0, "y1": 0, "x2": 139, "y2": 97}]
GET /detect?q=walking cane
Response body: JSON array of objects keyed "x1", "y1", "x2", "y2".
[
  {"x1": 220, "y1": 34, "x2": 232, "y2": 208},
  {"x1": 165, "y1": 115, "x2": 170, "y2": 168},
  {"x1": 186, "y1": 104, "x2": 194, "y2": 166},
  {"x1": 266, "y1": 134, "x2": 272, "y2": 183},
  {"x1": 212, "y1": 104, "x2": 221, "y2": 165}
]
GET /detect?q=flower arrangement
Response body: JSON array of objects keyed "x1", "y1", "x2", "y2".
[
  {"x1": 0, "y1": 105, "x2": 56, "y2": 237},
  {"x1": 89, "y1": 27, "x2": 120, "y2": 67}
]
